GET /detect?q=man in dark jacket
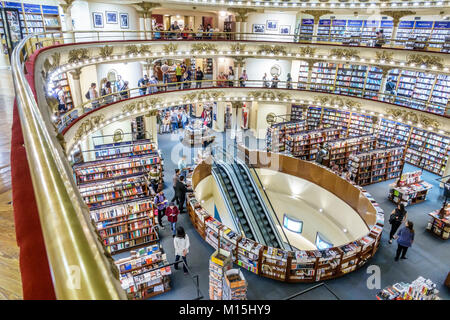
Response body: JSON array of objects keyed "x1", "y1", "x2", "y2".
[
  {"x1": 174, "y1": 175, "x2": 191, "y2": 212},
  {"x1": 195, "y1": 67, "x2": 204, "y2": 88}
]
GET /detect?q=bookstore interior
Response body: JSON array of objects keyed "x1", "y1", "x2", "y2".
[{"x1": 2, "y1": 0, "x2": 450, "y2": 303}]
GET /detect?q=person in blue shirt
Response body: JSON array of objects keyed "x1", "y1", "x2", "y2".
[
  {"x1": 394, "y1": 220, "x2": 415, "y2": 261},
  {"x1": 178, "y1": 155, "x2": 187, "y2": 178},
  {"x1": 181, "y1": 110, "x2": 188, "y2": 129},
  {"x1": 137, "y1": 75, "x2": 149, "y2": 95},
  {"x1": 170, "y1": 109, "x2": 179, "y2": 132},
  {"x1": 154, "y1": 191, "x2": 168, "y2": 230}
]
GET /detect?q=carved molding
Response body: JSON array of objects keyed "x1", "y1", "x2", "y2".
[
  {"x1": 70, "y1": 67, "x2": 82, "y2": 80},
  {"x1": 329, "y1": 48, "x2": 360, "y2": 59},
  {"x1": 313, "y1": 96, "x2": 362, "y2": 111},
  {"x1": 182, "y1": 90, "x2": 225, "y2": 102},
  {"x1": 163, "y1": 43, "x2": 178, "y2": 53},
  {"x1": 135, "y1": 1, "x2": 160, "y2": 15},
  {"x1": 191, "y1": 43, "x2": 218, "y2": 52},
  {"x1": 125, "y1": 44, "x2": 151, "y2": 55},
  {"x1": 42, "y1": 52, "x2": 60, "y2": 79},
  {"x1": 248, "y1": 90, "x2": 291, "y2": 101},
  {"x1": 406, "y1": 54, "x2": 444, "y2": 69},
  {"x1": 228, "y1": 8, "x2": 256, "y2": 22},
  {"x1": 375, "y1": 51, "x2": 394, "y2": 63},
  {"x1": 73, "y1": 114, "x2": 105, "y2": 141},
  {"x1": 230, "y1": 43, "x2": 246, "y2": 52},
  {"x1": 59, "y1": 0, "x2": 76, "y2": 14},
  {"x1": 257, "y1": 45, "x2": 288, "y2": 55},
  {"x1": 68, "y1": 48, "x2": 90, "y2": 64},
  {"x1": 99, "y1": 45, "x2": 114, "y2": 59},
  {"x1": 298, "y1": 46, "x2": 316, "y2": 57},
  {"x1": 385, "y1": 108, "x2": 441, "y2": 129},
  {"x1": 301, "y1": 10, "x2": 333, "y2": 22},
  {"x1": 232, "y1": 56, "x2": 246, "y2": 67},
  {"x1": 380, "y1": 11, "x2": 416, "y2": 26}
]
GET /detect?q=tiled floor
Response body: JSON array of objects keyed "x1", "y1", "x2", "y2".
[{"x1": 0, "y1": 69, "x2": 22, "y2": 299}]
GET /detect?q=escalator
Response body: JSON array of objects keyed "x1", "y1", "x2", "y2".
[{"x1": 211, "y1": 149, "x2": 286, "y2": 249}]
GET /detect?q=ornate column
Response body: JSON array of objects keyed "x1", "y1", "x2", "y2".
[
  {"x1": 301, "y1": 10, "x2": 332, "y2": 43},
  {"x1": 69, "y1": 67, "x2": 83, "y2": 107},
  {"x1": 59, "y1": 0, "x2": 76, "y2": 43},
  {"x1": 381, "y1": 11, "x2": 416, "y2": 41},
  {"x1": 214, "y1": 102, "x2": 226, "y2": 132},
  {"x1": 135, "y1": 2, "x2": 160, "y2": 40},
  {"x1": 137, "y1": 10, "x2": 146, "y2": 40},
  {"x1": 230, "y1": 101, "x2": 243, "y2": 140},
  {"x1": 229, "y1": 8, "x2": 255, "y2": 40},
  {"x1": 233, "y1": 57, "x2": 246, "y2": 87},
  {"x1": 144, "y1": 110, "x2": 159, "y2": 148}
]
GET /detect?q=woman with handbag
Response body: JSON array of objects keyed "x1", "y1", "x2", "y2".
[
  {"x1": 173, "y1": 226, "x2": 190, "y2": 275},
  {"x1": 389, "y1": 203, "x2": 407, "y2": 244}
]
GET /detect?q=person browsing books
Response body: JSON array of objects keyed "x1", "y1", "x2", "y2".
[
  {"x1": 154, "y1": 191, "x2": 168, "y2": 230},
  {"x1": 174, "y1": 175, "x2": 191, "y2": 213},
  {"x1": 166, "y1": 202, "x2": 180, "y2": 236},
  {"x1": 173, "y1": 226, "x2": 190, "y2": 274},
  {"x1": 389, "y1": 203, "x2": 407, "y2": 244},
  {"x1": 394, "y1": 220, "x2": 415, "y2": 261}
]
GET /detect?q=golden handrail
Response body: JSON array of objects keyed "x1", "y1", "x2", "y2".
[{"x1": 11, "y1": 36, "x2": 127, "y2": 299}]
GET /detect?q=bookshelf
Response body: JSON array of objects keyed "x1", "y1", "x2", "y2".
[
  {"x1": 73, "y1": 154, "x2": 161, "y2": 185},
  {"x1": 426, "y1": 204, "x2": 450, "y2": 240},
  {"x1": 310, "y1": 62, "x2": 336, "y2": 92},
  {"x1": 348, "y1": 113, "x2": 375, "y2": 137},
  {"x1": 388, "y1": 170, "x2": 432, "y2": 206},
  {"x1": 187, "y1": 165, "x2": 385, "y2": 283},
  {"x1": 348, "y1": 146, "x2": 404, "y2": 186},
  {"x1": 298, "y1": 18, "x2": 314, "y2": 41},
  {"x1": 377, "y1": 118, "x2": 411, "y2": 148},
  {"x1": 50, "y1": 72, "x2": 74, "y2": 112},
  {"x1": 285, "y1": 128, "x2": 341, "y2": 160},
  {"x1": 429, "y1": 21, "x2": 450, "y2": 50},
  {"x1": 330, "y1": 19, "x2": 346, "y2": 43},
  {"x1": 376, "y1": 277, "x2": 441, "y2": 300},
  {"x1": 305, "y1": 106, "x2": 322, "y2": 129},
  {"x1": 334, "y1": 63, "x2": 366, "y2": 96},
  {"x1": 321, "y1": 107, "x2": 350, "y2": 135},
  {"x1": 363, "y1": 67, "x2": 383, "y2": 100},
  {"x1": 328, "y1": 135, "x2": 377, "y2": 167},
  {"x1": 360, "y1": 20, "x2": 379, "y2": 45},
  {"x1": 297, "y1": 61, "x2": 309, "y2": 90},
  {"x1": 92, "y1": 140, "x2": 158, "y2": 161},
  {"x1": 115, "y1": 244, "x2": 171, "y2": 299},
  {"x1": 209, "y1": 249, "x2": 233, "y2": 300},
  {"x1": 90, "y1": 199, "x2": 159, "y2": 254},
  {"x1": 412, "y1": 21, "x2": 433, "y2": 50},
  {"x1": 222, "y1": 269, "x2": 247, "y2": 300},
  {"x1": 290, "y1": 105, "x2": 303, "y2": 122},
  {"x1": 266, "y1": 120, "x2": 307, "y2": 153},
  {"x1": 317, "y1": 19, "x2": 331, "y2": 42},
  {"x1": 395, "y1": 21, "x2": 415, "y2": 47},
  {"x1": 429, "y1": 74, "x2": 450, "y2": 114}
]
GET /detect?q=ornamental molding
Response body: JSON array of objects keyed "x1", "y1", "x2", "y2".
[
  {"x1": 406, "y1": 54, "x2": 444, "y2": 69},
  {"x1": 122, "y1": 97, "x2": 162, "y2": 114},
  {"x1": 375, "y1": 51, "x2": 394, "y2": 63},
  {"x1": 74, "y1": 114, "x2": 105, "y2": 141},
  {"x1": 385, "y1": 108, "x2": 441, "y2": 129},
  {"x1": 248, "y1": 90, "x2": 291, "y2": 101},
  {"x1": 329, "y1": 48, "x2": 360, "y2": 59},
  {"x1": 313, "y1": 96, "x2": 362, "y2": 111},
  {"x1": 135, "y1": 1, "x2": 160, "y2": 15},
  {"x1": 301, "y1": 10, "x2": 333, "y2": 22},
  {"x1": 68, "y1": 48, "x2": 90, "y2": 64},
  {"x1": 182, "y1": 90, "x2": 225, "y2": 102},
  {"x1": 163, "y1": 43, "x2": 178, "y2": 54},
  {"x1": 125, "y1": 44, "x2": 151, "y2": 55},
  {"x1": 230, "y1": 43, "x2": 246, "y2": 52},
  {"x1": 232, "y1": 56, "x2": 246, "y2": 67},
  {"x1": 42, "y1": 52, "x2": 60, "y2": 79},
  {"x1": 257, "y1": 45, "x2": 288, "y2": 55},
  {"x1": 228, "y1": 8, "x2": 256, "y2": 22},
  {"x1": 69, "y1": 67, "x2": 82, "y2": 80},
  {"x1": 191, "y1": 43, "x2": 218, "y2": 52},
  {"x1": 59, "y1": 0, "x2": 76, "y2": 14},
  {"x1": 380, "y1": 11, "x2": 416, "y2": 26},
  {"x1": 298, "y1": 46, "x2": 316, "y2": 57},
  {"x1": 99, "y1": 45, "x2": 114, "y2": 59}
]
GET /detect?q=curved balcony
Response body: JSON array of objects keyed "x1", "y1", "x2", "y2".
[{"x1": 10, "y1": 30, "x2": 450, "y2": 299}]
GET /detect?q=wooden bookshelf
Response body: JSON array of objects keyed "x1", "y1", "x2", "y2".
[
  {"x1": 92, "y1": 140, "x2": 158, "y2": 161},
  {"x1": 328, "y1": 134, "x2": 377, "y2": 167},
  {"x1": 426, "y1": 204, "x2": 450, "y2": 240},
  {"x1": 266, "y1": 120, "x2": 307, "y2": 153},
  {"x1": 115, "y1": 243, "x2": 171, "y2": 299},
  {"x1": 388, "y1": 170, "x2": 432, "y2": 206},
  {"x1": 285, "y1": 128, "x2": 341, "y2": 160}
]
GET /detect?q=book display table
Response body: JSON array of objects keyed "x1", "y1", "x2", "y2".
[
  {"x1": 388, "y1": 171, "x2": 432, "y2": 206},
  {"x1": 183, "y1": 121, "x2": 215, "y2": 147},
  {"x1": 426, "y1": 204, "x2": 450, "y2": 240},
  {"x1": 376, "y1": 276, "x2": 440, "y2": 300}
]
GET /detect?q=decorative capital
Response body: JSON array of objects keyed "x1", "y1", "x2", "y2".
[
  {"x1": 230, "y1": 43, "x2": 246, "y2": 52},
  {"x1": 228, "y1": 8, "x2": 256, "y2": 22},
  {"x1": 298, "y1": 46, "x2": 316, "y2": 57},
  {"x1": 313, "y1": 96, "x2": 361, "y2": 111},
  {"x1": 329, "y1": 48, "x2": 360, "y2": 59},
  {"x1": 406, "y1": 54, "x2": 444, "y2": 69},
  {"x1": 301, "y1": 10, "x2": 333, "y2": 22},
  {"x1": 99, "y1": 45, "x2": 114, "y2": 59},
  {"x1": 257, "y1": 45, "x2": 288, "y2": 56},
  {"x1": 191, "y1": 43, "x2": 218, "y2": 52},
  {"x1": 59, "y1": 0, "x2": 76, "y2": 14},
  {"x1": 135, "y1": 1, "x2": 160, "y2": 14},
  {"x1": 125, "y1": 44, "x2": 151, "y2": 55},
  {"x1": 385, "y1": 108, "x2": 441, "y2": 129},
  {"x1": 380, "y1": 11, "x2": 416, "y2": 26},
  {"x1": 70, "y1": 67, "x2": 82, "y2": 80},
  {"x1": 232, "y1": 56, "x2": 246, "y2": 67},
  {"x1": 74, "y1": 114, "x2": 105, "y2": 141},
  {"x1": 68, "y1": 48, "x2": 89, "y2": 63},
  {"x1": 375, "y1": 50, "x2": 394, "y2": 63}
]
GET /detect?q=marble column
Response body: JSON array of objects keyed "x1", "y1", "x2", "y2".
[
  {"x1": 60, "y1": 0, "x2": 75, "y2": 43},
  {"x1": 69, "y1": 68, "x2": 83, "y2": 108},
  {"x1": 144, "y1": 114, "x2": 158, "y2": 148},
  {"x1": 138, "y1": 11, "x2": 145, "y2": 40},
  {"x1": 235, "y1": 22, "x2": 241, "y2": 41},
  {"x1": 213, "y1": 102, "x2": 225, "y2": 132}
]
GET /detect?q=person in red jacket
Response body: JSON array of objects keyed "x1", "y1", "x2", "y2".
[{"x1": 166, "y1": 202, "x2": 180, "y2": 237}]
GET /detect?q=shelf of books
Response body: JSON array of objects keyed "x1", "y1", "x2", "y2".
[
  {"x1": 376, "y1": 276, "x2": 441, "y2": 300},
  {"x1": 320, "y1": 108, "x2": 350, "y2": 135},
  {"x1": 330, "y1": 19, "x2": 346, "y2": 43},
  {"x1": 209, "y1": 249, "x2": 233, "y2": 300},
  {"x1": 91, "y1": 140, "x2": 158, "y2": 161},
  {"x1": 377, "y1": 118, "x2": 412, "y2": 148},
  {"x1": 305, "y1": 106, "x2": 322, "y2": 129},
  {"x1": 285, "y1": 128, "x2": 341, "y2": 160},
  {"x1": 429, "y1": 74, "x2": 450, "y2": 114},
  {"x1": 90, "y1": 199, "x2": 159, "y2": 254},
  {"x1": 115, "y1": 244, "x2": 171, "y2": 299},
  {"x1": 344, "y1": 20, "x2": 363, "y2": 45},
  {"x1": 297, "y1": 61, "x2": 309, "y2": 89},
  {"x1": 395, "y1": 21, "x2": 415, "y2": 47},
  {"x1": 429, "y1": 21, "x2": 450, "y2": 50},
  {"x1": 222, "y1": 269, "x2": 247, "y2": 300},
  {"x1": 310, "y1": 62, "x2": 336, "y2": 92},
  {"x1": 328, "y1": 135, "x2": 377, "y2": 167},
  {"x1": 51, "y1": 72, "x2": 74, "y2": 111},
  {"x1": 298, "y1": 18, "x2": 314, "y2": 41},
  {"x1": 261, "y1": 247, "x2": 289, "y2": 281},
  {"x1": 363, "y1": 67, "x2": 383, "y2": 100},
  {"x1": 388, "y1": 170, "x2": 432, "y2": 206},
  {"x1": 334, "y1": 64, "x2": 366, "y2": 97},
  {"x1": 426, "y1": 203, "x2": 450, "y2": 240},
  {"x1": 290, "y1": 105, "x2": 303, "y2": 122},
  {"x1": 412, "y1": 21, "x2": 433, "y2": 50},
  {"x1": 405, "y1": 128, "x2": 450, "y2": 175},
  {"x1": 348, "y1": 113, "x2": 376, "y2": 137},
  {"x1": 73, "y1": 154, "x2": 161, "y2": 185},
  {"x1": 348, "y1": 146, "x2": 404, "y2": 186},
  {"x1": 317, "y1": 19, "x2": 331, "y2": 42},
  {"x1": 266, "y1": 120, "x2": 307, "y2": 153}
]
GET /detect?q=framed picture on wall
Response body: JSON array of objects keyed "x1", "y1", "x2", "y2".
[
  {"x1": 280, "y1": 25, "x2": 290, "y2": 34},
  {"x1": 92, "y1": 12, "x2": 104, "y2": 28},
  {"x1": 266, "y1": 20, "x2": 278, "y2": 31},
  {"x1": 120, "y1": 13, "x2": 129, "y2": 29},
  {"x1": 106, "y1": 11, "x2": 118, "y2": 24},
  {"x1": 253, "y1": 24, "x2": 265, "y2": 33}
]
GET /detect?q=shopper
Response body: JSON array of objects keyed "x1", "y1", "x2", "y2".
[
  {"x1": 228, "y1": 66, "x2": 235, "y2": 87},
  {"x1": 116, "y1": 75, "x2": 125, "y2": 93},
  {"x1": 119, "y1": 81, "x2": 129, "y2": 99},
  {"x1": 175, "y1": 175, "x2": 190, "y2": 212},
  {"x1": 169, "y1": 20, "x2": 180, "y2": 39},
  {"x1": 389, "y1": 203, "x2": 407, "y2": 244},
  {"x1": 271, "y1": 75, "x2": 279, "y2": 88},
  {"x1": 171, "y1": 109, "x2": 179, "y2": 132},
  {"x1": 375, "y1": 29, "x2": 385, "y2": 48},
  {"x1": 166, "y1": 202, "x2": 180, "y2": 236},
  {"x1": 56, "y1": 84, "x2": 67, "y2": 113},
  {"x1": 316, "y1": 143, "x2": 328, "y2": 165},
  {"x1": 196, "y1": 25, "x2": 203, "y2": 39},
  {"x1": 163, "y1": 115, "x2": 171, "y2": 133},
  {"x1": 175, "y1": 63, "x2": 183, "y2": 88},
  {"x1": 262, "y1": 73, "x2": 269, "y2": 88},
  {"x1": 154, "y1": 24, "x2": 162, "y2": 39},
  {"x1": 148, "y1": 75, "x2": 159, "y2": 93},
  {"x1": 171, "y1": 169, "x2": 181, "y2": 202},
  {"x1": 138, "y1": 75, "x2": 149, "y2": 95},
  {"x1": 239, "y1": 69, "x2": 248, "y2": 87},
  {"x1": 178, "y1": 155, "x2": 188, "y2": 178},
  {"x1": 394, "y1": 220, "x2": 415, "y2": 261},
  {"x1": 173, "y1": 226, "x2": 190, "y2": 274},
  {"x1": 156, "y1": 110, "x2": 163, "y2": 134},
  {"x1": 385, "y1": 77, "x2": 397, "y2": 102},
  {"x1": 286, "y1": 73, "x2": 292, "y2": 89},
  {"x1": 218, "y1": 72, "x2": 227, "y2": 87},
  {"x1": 86, "y1": 83, "x2": 99, "y2": 109},
  {"x1": 154, "y1": 191, "x2": 168, "y2": 230},
  {"x1": 148, "y1": 165, "x2": 160, "y2": 194},
  {"x1": 161, "y1": 61, "x2": 170, "y2": 91},
  {"x1": 181, "y1": 110, "x2": 188, "y2": 129},
  {"x1": 102, "y1": 81, "x2": 114, "y2": 105},
  {"x1": 195, "y1": 67, "x2": 204, "y2": 88},
  {"x1": 205, "y1": 24, "x2": 213, "y2": 40}
]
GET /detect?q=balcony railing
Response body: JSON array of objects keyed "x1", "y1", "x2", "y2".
[{"x1": 54, "y1": 79, "x2": 449, "y2": 133}]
